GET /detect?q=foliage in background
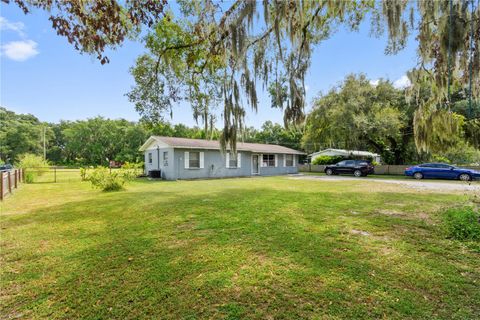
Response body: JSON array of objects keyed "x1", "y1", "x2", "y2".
[
  {"x1": 7, "y1": 0, "x2": 166, "y2": 64},
  {"x1": 0, "y1": 107, "x2": 52, "y2": 163},
  {"x1": 120, "y1": 162, "x2": 144, "y2": 180},
  {"x1": 5, "y1": 1, "x2": 479, "y2": 153},
  {"x1": 302, "y1": 75, "x2": 417, "y2": 165},
  {"x1": 443, "y1": 206, "x2": 480, "y2": 242},
  {"x1": 1, "y1": 107, "x2": 302, "y2": 166},
  {"x1": 242, "y1": 121, "x2": 303, "y2": 151},
  {"x1": 312, "y1": 155, "x2": 345, "y2": 165},
  {"x1": 16, "y1": 153, "x2": 49, "y2": 183},
  {"x1": 84, "y1": 167, "x2": 139, "y2": 192},
  {"x1": 303, "y1": 74, "x2": 480, "y2": 165}
]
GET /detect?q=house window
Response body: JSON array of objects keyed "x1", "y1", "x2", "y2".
[
  {"x1": 285, "y1": 154, "x2": 294, "y2": 166},
  {"x1": 229, "y1": 153, "x2": 237, "y2": 168},
  {"x1": 163, "y1": 151, "x2": 168, "y2": 166},
  {"x1": 262, "y1": 154, "x2": 275, "y2": 167},
  {"x1": 189, "y1": 152, "x2": 200, "y2": 168},
  {"x1": 148, "y1": 152, "x2": 152, "y2": 164}
]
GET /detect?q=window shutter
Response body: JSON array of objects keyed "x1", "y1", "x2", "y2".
[
  {"x1": 226, "y1": 152, "x2": 230, "y2": 168},
  {"x1": 237, "y1": 153, "x2": 241, "y2": 168},
  {"x1": 260, "y1": 154, "x2": 264, "y2": 167},
  {"x1": 283, "y1": 154, "x2": 286, "y2": 167},
  {"x1": 184, "y1": 151, "x2": 189, "y2": 169},
  {"x1": 200, "y1": 152, "x2": 204, "y2": 169},
  {"x1": 293, "y1": 154, "x2": 296, "y2": 166},
  {"x1": 274, "y1": 154, "x2": 278, "y2": 167}
]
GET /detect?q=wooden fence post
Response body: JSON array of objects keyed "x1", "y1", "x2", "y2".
[
  {"x1": 0, "y1": 173, "x2": 4, "y2": 201},
  {"x1": 14, "y1": 170, "x2": 18, "y2": 188},
  {"x1": 7, "y1": 171, "x2": 12, "y2": 193},
  {"x1": 22, "y1": 169, "x2": 25, "y2": 182}
]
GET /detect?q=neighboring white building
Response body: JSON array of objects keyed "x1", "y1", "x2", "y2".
[{"x1": 309, "y1": 148, "x2": 381, "y2": 163}]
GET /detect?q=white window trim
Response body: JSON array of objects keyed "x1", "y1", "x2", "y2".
[
  {"x1": 184, "y1": 151, "x2": 189, "y2": 169},
  {"x1": 251, "y1": 154, "x2": 260, "y2": 175},
  {"x1": 237, "y1": 152, "x2": 241, "y2": 168},
  {"x1": 226, "y1": 152, "x2": 241, "y2": 169},
  {"x1": 184, "y1": 151, "x2": 204, "y2": 169},
  {"x1": 285, "y1": 154, "x2": 295, "y2": 167},
  {"x1": 199, "y1": 152, "x2": 204, "y2": 169},
  {"x1": 261, "y1": 154, "x2": 276, "y2": 167}
]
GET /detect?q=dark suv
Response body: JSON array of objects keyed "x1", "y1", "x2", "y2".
[{"x1": 324, "y1": 160, "x2": 374, "y2": 177}]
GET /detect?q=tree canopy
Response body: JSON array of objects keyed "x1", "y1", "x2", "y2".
[
  {"x1": 5, "y1": 0, "x2": 480, "y2": 152},
  {"x1": 303, "y1": 74, "x2": 480, "y2": 164},
  {"x1": 0, "y1": 107, "x2": 302, "y2": 166}
]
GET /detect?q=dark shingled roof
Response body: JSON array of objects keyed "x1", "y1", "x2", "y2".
[{"x1": 141, "y1": 136, "x2": 305, "y2": 155}]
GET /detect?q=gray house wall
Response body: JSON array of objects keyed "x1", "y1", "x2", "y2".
[
  {"x1": 144, "y1": 147, "x2": 175, "y2": 180},
  {"x1": 145, "y1": 148, "x2": 299, "y2": 180},
  {"x1": 173, "y1": 149, "x2": 252, "y2": 180}
]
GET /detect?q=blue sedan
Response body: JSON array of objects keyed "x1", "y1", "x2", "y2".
[{"x1": 405, "y1": 163, "x2": 480, "y2": 181}]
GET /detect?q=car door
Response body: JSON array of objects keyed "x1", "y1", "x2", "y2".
[
  {"x1": 335, "y1": 161, "x2": 347, "y2": 173},
  {"x1": 344, "y1": 160, "x2": 356, "y2": 174},
  {"x1": 434, "y1": 164, "x2": 456, "y2": 179},
  {"x1": 421, "y1": 164, "x2": 437, "y2": 178}
]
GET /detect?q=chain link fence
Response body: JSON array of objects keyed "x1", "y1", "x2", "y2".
[{"x1": 24, "y1": 167, "x2": 81, "y2": 183}]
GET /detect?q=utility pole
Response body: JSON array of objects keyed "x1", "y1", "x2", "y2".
[{"x1": 43, "y1": 126, "x2": 46, "y2": 160}]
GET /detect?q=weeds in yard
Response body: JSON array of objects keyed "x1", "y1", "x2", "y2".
[
  {"x1": 84, "y1": 167, "x2": 132, "y2": 191},
  {"x1": 443, "y1": 206, "x2": 480, "y2": 241}
]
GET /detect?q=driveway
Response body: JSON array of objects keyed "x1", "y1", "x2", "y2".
[{"x1": 289, "y1": 174, "x2": 480, "y2": 192}]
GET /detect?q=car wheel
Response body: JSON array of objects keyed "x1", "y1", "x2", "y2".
[
  {"x1": 459, "y1": 173, "x2": 471, "y2": 181},
  {"x1": 354, "y1": 170, "x2": 363, "y2": 177},
  {"x1": 326, "y1": 169, "x2": 333, "y2": 176},
  {"x1": 413, "y1": 172, "x2": 423, "y2": 180}
]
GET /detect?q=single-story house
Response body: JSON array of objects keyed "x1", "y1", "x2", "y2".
[
  {"x1": 139, "y1": 136, "x2": 305, "y2": 180},
  {"x1": 309, "y1": 148, "x2": 381, "y2": 163}
]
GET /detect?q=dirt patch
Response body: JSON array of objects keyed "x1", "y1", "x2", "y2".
[{"x1": 350, "y1": 229, "x2": 370, "y2": 236}]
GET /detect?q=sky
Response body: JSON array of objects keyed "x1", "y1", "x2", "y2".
[{"x1": 1, "y1": 2, "x2": 417, "y2": 129}]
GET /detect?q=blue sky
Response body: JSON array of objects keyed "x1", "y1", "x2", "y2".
[{"x1": 1, "y1": 2, "x2": 417, "y2": 128}]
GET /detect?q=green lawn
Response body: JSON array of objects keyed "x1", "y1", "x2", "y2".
[{"x1": 1, "y1": 176, "x2": 479, "y2": 319}]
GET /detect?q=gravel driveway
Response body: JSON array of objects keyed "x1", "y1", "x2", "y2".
[{"x1": 289, "y1": 174, "x2": 480, "y2": 192}]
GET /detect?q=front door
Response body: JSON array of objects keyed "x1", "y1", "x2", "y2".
[{"x1": 252, "y1": 155, "x2": 259, "y2": 174}]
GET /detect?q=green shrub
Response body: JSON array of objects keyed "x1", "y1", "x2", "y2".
[
  {"x1": 120, "y1": 162, "x2": 143, "y2": 179},
  {"x1": 312, "y1": 155, "x2": 345, "y2": 165},
  {"x1": 443, "y1": 207, "x2": 480, "y2": 241},
  {"x1": 85, "y1": 166, "x2": 139, "y2": 192},
  {"x1": 17, "y1": 154, "x2": 49, "y2": 183},
  {"x1": 25, "y1": 172, "x2": 35, "y2": 183},
  {"x1": 79, "y1": 167, "x2": 87, "y2": 181}
]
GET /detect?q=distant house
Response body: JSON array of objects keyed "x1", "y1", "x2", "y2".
[
  {"x1": 139, "y1": 136, "x2": 305, "y2": 180},
  {"x1": 309, "y1": 148, "x2": 381, "y2": 163}
]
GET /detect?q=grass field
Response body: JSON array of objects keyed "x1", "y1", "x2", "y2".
[{"x1": 1, "y1": 175, "x2": 479, "y2": 319}]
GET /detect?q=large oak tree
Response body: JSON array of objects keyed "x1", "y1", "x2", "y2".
[{"x1": 5, "y1": 0, "x2": 480, "y2": 152}]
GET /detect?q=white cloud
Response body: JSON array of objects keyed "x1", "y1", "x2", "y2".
[
  {"x1": 305, "y1": 85, "x2": 310, "y2": 92},
  {"x1": 369, "y1": 79, "x2": 380, "y2": 87},
  {"x1": 393, "y1": 75, "x2": 411, "y2": 89},
  {"x1": 1, "y1": 40, "x2": 39, "y2": 61},
  {"x1": 0, "y1": 16, "x2": 25, "y2": 37}
]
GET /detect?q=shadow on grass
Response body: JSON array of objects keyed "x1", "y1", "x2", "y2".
[{"x1": 1, "y1": 184, "x2": 478, "y2": 319}]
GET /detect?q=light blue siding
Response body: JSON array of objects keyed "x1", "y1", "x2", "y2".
[
  {"x1": 144, "y1": 147, "x2": 175, "y2": 180},
  {"x1": 144, "y1": 148, "x2": 299, "y2": 180}
]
